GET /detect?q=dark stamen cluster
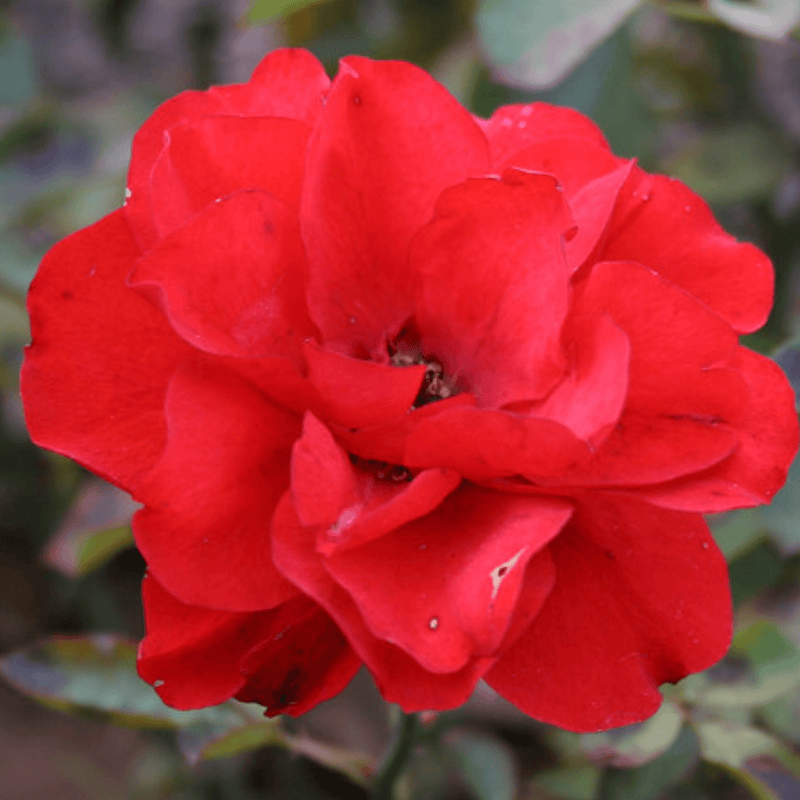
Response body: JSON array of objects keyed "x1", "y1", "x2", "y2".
[{"x1": 349, "y1": 454, "x2": 413, "y2": 483}]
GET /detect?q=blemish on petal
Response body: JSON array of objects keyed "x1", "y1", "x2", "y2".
[
  {"x1": 517, "y1": 121, "x2": 527, "y2": 129},
  {"x1": 520, "y1": 105, "x2": 533, "y2": 116},
  {"x1": 428, "y1": 617, "x2": 439, "y2": 630},
  {"x1": 328, "y1": 504, "x2": 361, "y2": 535},
  {"x1": 353, "y1": 94, "x2": 362, "y2": 105},
  {"x1": 153, "y1": 679, "x2": 165, "y2": 688},
  {"x1": 490, "y1": 548, "x2": 527, "y2": 601},
  {"x1": 501, "y1": 118, "x2": 512, "y2": 127}
]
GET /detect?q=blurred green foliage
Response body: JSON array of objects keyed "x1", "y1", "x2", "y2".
[{"x1": 3, "y1": 0, "x2": 800, "y2": 799}]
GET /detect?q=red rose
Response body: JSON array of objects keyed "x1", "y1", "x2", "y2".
[{"x1": 21, "y1": 49, "x2": 798, "y2": 732}]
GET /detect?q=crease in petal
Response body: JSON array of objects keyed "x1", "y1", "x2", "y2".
[
  {"x1": 301, "y1": 55, "x2": 490, "y2": 354},
  {"x1": 133, "y1": 361, "x2": 301, "y2": 611},
  {"x1": 324, "y1": 488, "x2": 570, "y2": 672},
  {"x1": 486, "y1": 495, "x2": 731, "y2": 732},
  {"x1": 413, "y1": 169, "x2": 575, "y2": 407},
  {"x1": 130, "y1": 190, "x2": 316, "y2": 361},
  {"x1": 21, "y1": 210, "x2": 192, "y2": 494}
]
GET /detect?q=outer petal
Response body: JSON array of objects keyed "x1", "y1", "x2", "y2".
[
  {"x1": 236, "y1": 602, "x2": 361, "y2": 718},
  {"x1": 21, "y1": 210, "x2": 192, "y2": 493},
  {"x1": 133, "y1": 362, "x2": 301, "y2": 611},
  {"x1": 126, "y1": 49, "x2": 330, "y2": 248},
  {"x1": 486, "y1": 495, "x2": 731, "y2": 732},
  {"x1": 301, "y1": 55, "x2": 490, "y2": 354},
  {"x1": 271, "y1": 493, "x2": 494, "y2": 710},
  {"x1": 130, "y1": 190, "x2": 316, "y2": 361},
  {"x1": 138, "y1": 574, "x2": 354, "y2": 715},
  {"x1": 324, "y1": 488, "x2": 570, "y2": 672},
  {"x1": 479, "y1": 103, "x2": 610, "y2": 167},
  {"x1": 413, "y1": 170, "x2": 574, "y2": 407},
  {"x1": 601, "y1": 168, "x2": 774, "y2": 334},
  {"x1": 637, "y1": 348, "x2": 799, "y2": 512},
  {"x1": 148, "y1": 116, "x2": 311, "y2": 240}
]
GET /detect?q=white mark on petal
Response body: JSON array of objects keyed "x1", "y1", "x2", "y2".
[
  {"x1": 501, "y1": 118, "x2": 512, "y2": 127},
  {"x1": 349, "y1": 316, "x2": 357, "y2": 325},
  {"x1": 702, "y1": 542, "x2": 709, "y2": 549},
  {"x1": 428, "y1": 617, "x2": 439, "y2": 630},
  {"x1": 490, "y1": 548, "x2": 527, "y2": 601},
  {"x1": 418, "y1": 544, "x2": 427, "y2": 551},
  {"x1": 517, "y1": 120, "x2": 527, "y2": 129},
  {"x1": 153, "y1": 679, "x2": 165, "y2": 688},
  {"x1": 328, "y1": 504, "x2": 361, "y2": 535},
  {"x1": 520, "y1": 105, "x2": 532, "y2": 116}
]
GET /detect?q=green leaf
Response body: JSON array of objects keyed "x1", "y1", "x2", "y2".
[
  {"x1": 665, "y1": 125, "x2": 790, "y2": 205},
  {"x1": 42, "y1": 479, "x2": 137, "y2": 577},
  {"x1": 444, "y1": 730, "x2": 517, "y2": 800},
  {"x1": 0, "y1": 29, "x2": 37, "y2": 106},
  {"x1": 532, "y1": 766, "x2": 601, "y2": 800},
  {"x1": 581, "y1": 700, "x2": 684, "y2": 767},
  {"x1": 708, "y1": 0, "x2": 800, "y2": 39},
  {"x1": 733, "y1": 620, "x2": 800, "y2": 681},
  {"x1": 772, "y1": 340, "x2": 800, "y2": 411},
  {"x1": 598, "y1": 725, "x2": 700, "y2": 800},
  {"x1": 245, "y1": 0, "x2": 331, "y2": 23},
  {"x1": 709, "y1": 510, "x2": 766, "y2": 561},
  {"x1": 475, "y1": 0, "x2": 644, "y2": 89},
  {"x1": 0, "y1": 635, "x2": 253, "y2": 729},
  {"x1": 728, "y1": 541, "x2": 784, "y2": 605}
]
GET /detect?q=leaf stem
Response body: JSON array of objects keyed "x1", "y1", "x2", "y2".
[{"x1": 374, "y1": 711, "x2": 420, "y2": 800}]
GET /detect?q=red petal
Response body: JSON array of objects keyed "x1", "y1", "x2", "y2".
[
  {"x1": 499, "y1": 137, "x2": 619, "y2": 196},
  {"x1": 526, "y1": 314, "x2": 629, "y2": 445},
  {"x1": 138, "y1": 574, "x2": 351, "y2": 714},
  {"x1": 149, "y1": 116, "x2": 310, "y2": 240},
  {"x1": 325, "y1": 488, "x2": 569, "y2": 672},
  {"x1": 565, "y1": 162, "x2": 635, "y2": 271},
  {"x1": 126, "y1": 48, "x2": 329, "y2": 249},
  {"x1": 601, "y1": 168, "x2": 773, "y2": 334},
  {"x1": 637, "y1": 348, "x2": 799, "y2": 511},
  {"x1": 574, "y1": 261, "x2": 741, "y2": 417},
  {"x1": 479, "y1": 103, "x2": 609, "y2": 167},
  {"x1": 413, "y1": 170, "x2": 574, "y2": 407},
  {"x1": 130, "y1": 191, "x2": 316, "y2": 360},
  {"x1": 133, "y1": 362, "x2": 301, "y2": 611},
  {"x1": 271, "y1": 493, "x2": 493, "y2": 710},
  {"x1": 301, "y1": 56, "x2": 489, "y2": 354},
  {"x1": 236, "y1": 602, "x2": 361, "y2": 718},
  {"x1": 291, "y1": 412, "x2": 359, "y2": 529},
  {"x1": 304, "y1": 343, "x2": 425, "y2": 429},
  {"x1": 405, "y1": 407, "x2": 590, "y2": 482},
  {"x1": 486, "y1": 494, "x2": 731, "y2": 732},
  {"x1": 21, "y1": 210, "x2": 191, "y2": 493},
  {"x1": 290, "y1": 411, "x2": 461, "y2": 553}
]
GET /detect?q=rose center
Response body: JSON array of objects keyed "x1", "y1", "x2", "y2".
[{"x1": 388, "y1": 328, "x2": 457, "y2": 408}]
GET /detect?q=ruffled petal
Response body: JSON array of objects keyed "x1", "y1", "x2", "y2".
[
  {"x1": 130, "y1": 190, "x2": 316, "y2": 361},
  {"x1": 301, "y1": 55, "x2": 490, "y2": 355},
  {"x1": 479, "y1": 103, "x2": 610, "y2": 167},
  {"x1": 21, "y1": 210, "x2": 192, "y2": 493},
  {"x1": 324, "y1": 488, "x2": 569, "y2": 672},
  {"x1": 601, "y1": 168, "x2": 774, "y2": 334},
  {"x1": 637, "y1": 348, "x2": 799, "y2": 511},
  {"x1": 290, "y1": 411, "x2": 461, "y2": 553},
  {"x1": 236, "y1": 602, "x2": 361, "y2": 717},
  {"x1": 126, "y1": 48, "x2": 329, "y2": 248},
  {"x1": 486, "y1": 494, "x2": 731, "y2": 732},
  {"x1": 133, "y1": 362, "x2": 301, "y2": 611},
  {"x1": 148, "y1": 116, "x2": 310, "y2": 240},
  {"x1": 138, "y1": 574, "x2": 352, "y2": 715},
  {"x1": 413, "y1": 169, "x2": 574, "y2": 407},
  {"x1": 271, "y1": 492, "x2": 494, "y2": 710},
  {"x1": 525, "y1": 314, "x2": 629, "y2": 445}
]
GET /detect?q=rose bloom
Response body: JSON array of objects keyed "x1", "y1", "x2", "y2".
[{"x1": 21, "y1": 49, "x2": 798, "y2": 732}]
